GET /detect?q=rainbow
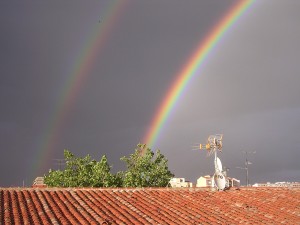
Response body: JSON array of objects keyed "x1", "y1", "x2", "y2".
[
  {"x1": 143, "y1": 0, "x2": 254, "y2": 148},
  {"x1": 34, "y1": 0, "x2": 128, "y2": 176}
]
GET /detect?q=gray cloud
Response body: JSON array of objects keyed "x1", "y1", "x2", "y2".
[{"x1": 0, "y1": 0, "x2": 299, "y2": 187}]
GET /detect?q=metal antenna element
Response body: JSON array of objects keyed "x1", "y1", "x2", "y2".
[
  {"x1": 197, "y1": 134, "x2": 223, "y2": 156},
  {"x1": 236, "y1": 151, "x2": 256, "y2": 186},
  {"x1": 197, "y1": 134, "x2": 226, "y2": 191},
  {"x1": 53, "y1": 159, "x2": 66, "y2": 170}
]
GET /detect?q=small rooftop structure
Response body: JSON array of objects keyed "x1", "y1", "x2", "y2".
[
  {"x1": 196, "y1": 175, "x2": 240, "y2": 189},
  {"x1": 32, "y1": 177, "x2": 46, "y2": 188},
  {"x1": 196, "y1": 175, "x2": 214, "y2": 188},
  {"x1": 169, "y1": 177, "x2": 193, "y2": 187},
  {"x1": 228, "y1": 177, "x2": 240, "y2": 188},
  {"x1": 253, "y1": 182, "x2": 300, "y2": 187}
]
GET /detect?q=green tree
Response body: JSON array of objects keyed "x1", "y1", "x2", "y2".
[
  {"x1": 43, "y1": 169, "x2": 64, "y2": 187},
  {"x1": 121, "y1": 144, "x2": 174, "y2": 187},
  {"x1": 89, "y1": 155, "x2": 123, "y2": 187},
  {"x1": 44, "y1": 145, "x2": 174, "y2": 188},
  {"x1": 44, "y1": 150, "x2": 119, "y2": 187}
]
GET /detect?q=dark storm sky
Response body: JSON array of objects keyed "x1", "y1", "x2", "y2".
[{"x1": 1, "y1": 0, "x2": 299, "y2": 187}]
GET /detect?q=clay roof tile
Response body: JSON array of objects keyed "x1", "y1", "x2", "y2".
[{"x1": 1, "y1": 187, "x2": 300, "y2": 224}]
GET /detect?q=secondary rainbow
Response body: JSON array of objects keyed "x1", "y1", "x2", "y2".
[
  {"x1": 143, "y1": 0, "x2": 254, "y2": 147},
  {"x1": 33, "y1": 0, "x2": 128, "y2": 176}
]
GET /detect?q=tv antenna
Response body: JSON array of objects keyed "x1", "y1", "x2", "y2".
[
  {"x1": 197, "y1": 134, "x2": 227, "y2": 190},
  {"x1": 236, "y1": 150, "x2": 256, "y2": 186},
  {"x1": 53, "y1": 159, "x2": 65, "y2": 170}
]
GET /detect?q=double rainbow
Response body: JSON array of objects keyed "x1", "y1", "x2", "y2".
[
  {"x1": 34, "y1": 0, "x2": 254, "y2": 177},
  {"x1": 143, "y1": 0, "x2": 254, "y2": 147}
]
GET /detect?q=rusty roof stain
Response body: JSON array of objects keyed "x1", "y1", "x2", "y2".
[{"x1": 1, "y1": 187, "x2": 299, "y2": 224}]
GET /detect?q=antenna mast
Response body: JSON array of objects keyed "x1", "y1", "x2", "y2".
[
  {"x1": 53, "y1": 159, "x2": 65, "y2": 170},
  {"x1": 198, "y1": 134, "x2": 226, "y2": 190},
  {"x1": 236, "y1": 150, "x2": 256, "y2": 186}
]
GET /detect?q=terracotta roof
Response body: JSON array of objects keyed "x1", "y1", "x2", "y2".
[{"x1": 1, "y1": 187, "x2": 299, "y2": 224}]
